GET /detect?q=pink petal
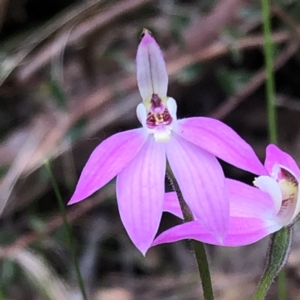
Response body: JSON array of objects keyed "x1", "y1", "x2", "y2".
[
  {"x1": 223, "y1": 218, "x2": 281, "y2": 245},
  {"x1": 166, "y1": 134, "x2": 229, "y2": 240},
  {"x1": 292, "y1": 188, "x2": 300, "y2": 223},
  {"x1": 227, "y1": 179, "x2": 276, "y2": 219},
  {"x1": 163, "y1": 179, "x2": 275, "y2": 220},
  {"x1": 265, "y1": 144, "x2": 300, "y2": 178},
  {"x1": 152, "y1": 217, "x2": 281, "y2": 247},
  {"x1": 136, "y1": 31, "x2": 168, "y2": 101},
  {"x1": 116, "y1": 137, "x2": 166, "y2": 255},
  {"x1": 175, "y1": 117, "x2": 267, "y2": 175},
  {"x1": 69, "y1": 129, "x2": 147, "y2": 205},
  {"x1": 163, "y1": 192, "x2": 183, "y2": 219},
  {"x1": 155, "y1": 179, "x2": 282, "y2": 247}
]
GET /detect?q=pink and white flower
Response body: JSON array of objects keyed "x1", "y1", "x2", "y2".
[
  {"x1": 153, "y1": 144, "x2": 299, "y2": 247},
  {"x1": 68, "y1": 30, "x2": 266, "y2": 254}
]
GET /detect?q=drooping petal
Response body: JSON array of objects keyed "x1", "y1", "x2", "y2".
[
  {"x1": 163, "y1": 192, "x2": 183, "y2": 219},
  {"x1": 175, "y1": 117, "x2": 267, "y2": 175},
  {"x1": 152, "y1": 221, "x2": 219, "y2": 246},
  {"x1": 223, "y1": 217, "x2": 281, "y2": 245},
  {"x1": 254, "y1": 176, "x2": 282, "y2": 215},
  {"x1": 157, "y1": 179, "x2": 281, "y2": 246},
  {"x1": 163, "y1": 179, "x2": 275, "y2": 220},
  {"x1": 227, "y1": 179, "x2": 275, "y2": 219},
  {"x1": 265, "y1": 144, "x2": 300, "y2": 178},
  {"x1": 116, "y1": 137, "x2": 166, "y2": 255},
  {"x1": 136, "y1": 30, "x2": 168, "y2": 101},
  {"x1": 69, "y1": 129, "x2": 147, "y2": 205},
  {"x1": 152, "y1": 217, "x2": 281, "y2": 247},
  {"x1": 166, "y1": 133, "x2": 229, "y2": 240}
]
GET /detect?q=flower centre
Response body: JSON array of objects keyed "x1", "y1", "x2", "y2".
[
  {"x1": 277, "y1": 168, "x2": 298, "y2": 221},
  {"x1": 146, "y1": 94, "x2": 172, "y2": 128},
  {"x1": 146, "y1": 94, "x2": 173, "y2": 141}
]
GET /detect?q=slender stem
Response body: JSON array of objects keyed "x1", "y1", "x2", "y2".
[
  {"x1": 167, "y1": 165, "x2": 214, "y2": 300},
  {"x1": 253, "y1": 227, "x2": 292, "y2": 300},
  {"x1": 261, "y1": 1, "x2": 287, "y2": 299},
  {"x1": 0, "y1": 284, "x2": 5, "y2": 300},
  {"x1": 262, "y1": 0, "x2": 278, "y2": 144},
  {"x1": 44, "y1": 160, "x2": 88, "y2": 300}
]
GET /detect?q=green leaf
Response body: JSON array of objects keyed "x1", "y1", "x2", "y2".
[
  {"x1": 216, "y1": 67, "x2": 252, "y2": 95},
  {"x1": 64, "y1": 118, "x2": 87, "y2": 142},
  {"x1": 176, "y1": 63, "x2": 204, "y2": 84},
  {"x1": 170, "y1": 14, "x2": 190, "y2": 47},
  {"x1": 0, "y1": 165, "x2": 9, "y2": 179},
  {"x1": 29, "y1": 216, "x2": 47, "y2": 233},
  {"x1": 1, "y1": 259, "x2": 16, "y2": 284},
  {"x1": 49, "y1": 78, "x2": 67, "y2": 111}
]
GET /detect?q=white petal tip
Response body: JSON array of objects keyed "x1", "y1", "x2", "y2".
[{"x1": 140, "y1": 29, "x2": 155, "y2": 46}]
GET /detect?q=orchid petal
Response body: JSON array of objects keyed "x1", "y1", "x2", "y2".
[
  {"x1": 116, "y1": 137, "x2": 166, "y2": 255},
  {"x1": 291, "y1": 187, "x2": 300, "y2": 222},
  {"x1": 163, "y1": 179, "x2": 275, "y2": 220},
  {"x1": 265, "y1": 144, "x2": 300, "y2": 178},
  {"x1": 276, "y1": 173, "x2": 299, "y2": 225},
  {"x1": 175, "y1": 117, "x2": 266, "y2": 175},
  {"x1": 152, "y1": 217, "x2": 281, "y2": 247},
  {"x1": 255, "y1": 176, "x2": 282, "y2": 215},
  {"x1": 166, "y1": 133, "x2": 229, "y2": 240},
  {"x1": 152, "y1": 221, "x2": 219, "y2": 246},
  {"x1": 136, "y1": 103, "x2": 147, "y2": 128},
  {"x1": 166, "y1": 97, "x2": 178, "y2": 121},
  {"x1": 163, "y1": 192, "x2": 183, "y2": 219},
  {"x1": 69, "y1": 129, "x2": 147, "y2": 205},
  {"x1": 227, "y1": 179, "x2": 275, "y2": 219},
  {"x1": 136, "y1": 31, "x2": 168, "y2": 101}
]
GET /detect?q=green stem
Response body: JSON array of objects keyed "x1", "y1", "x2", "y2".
[
  {"x1": 167, "y1": 165, "x2": 214, "y2": 300},
  {"x1": 253, "y1": 227, "x2": 292, "y2": 300},
  {"x1": 262, "y1": 0, "x2": 277, "y2": 144},
  {"x1": 44, "y1": 160, "x2": 88, "y2": 300},
  {"x1": 261, "y1": 1, "x2": 288, "y2": 299},
  {"x1": 0, "y1": 284, "x2": 5, "y2": 300}
]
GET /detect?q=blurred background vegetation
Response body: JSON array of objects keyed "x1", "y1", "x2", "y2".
[{"x1": 1, "y1": 0, "x2": 300, "y2": 299}]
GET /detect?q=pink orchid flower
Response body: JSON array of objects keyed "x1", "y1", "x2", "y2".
[
  {"x1": 68, "y1": 30, "x2": 266, "y2": 254},
  {"x1": 153, "y1": 144, "x2": 299, "y2": 247}
]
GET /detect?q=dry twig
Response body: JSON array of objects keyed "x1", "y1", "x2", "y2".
[
  {"x1": 210, "y1": 41, "x2": 298, "y2": 120},
  {"x1": 0, "y1": 185, "x2": 114, "y2": 259},
  {"x1": 15, "y1": 0, "x2": 155, "y2": 83}
]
